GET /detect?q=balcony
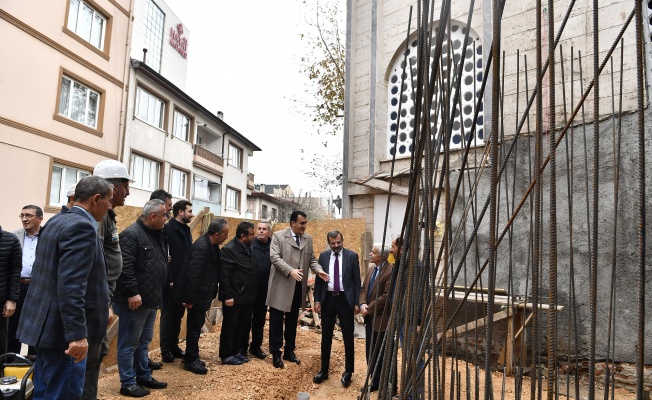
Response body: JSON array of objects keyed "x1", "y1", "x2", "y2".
[
  {"x1": 193, "y1": 145, "x2": 224, "y2": 176},
  {"x1": 247, "y1": 172, "x2": 255, "y2": 190}
]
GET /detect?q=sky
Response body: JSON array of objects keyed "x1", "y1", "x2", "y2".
[{"x1": 163, "y1": 0, "x2": 342, "y2": 198}]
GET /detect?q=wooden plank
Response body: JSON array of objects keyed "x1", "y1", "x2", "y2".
[{"x1": 438, "y1": 308, "x2": 512, "y2": 339}]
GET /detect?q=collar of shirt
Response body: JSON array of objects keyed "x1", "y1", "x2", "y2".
[
  {"x1": 73, "y1": 206, "x2": 99, "y2": 231},
  {"x1": 24, "y1": 230, "x2": 39, "y2": 239}
]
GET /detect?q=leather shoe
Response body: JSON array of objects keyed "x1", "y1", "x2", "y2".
[
  {"x1": 171, "y1": 347, "x2": 185, "y2": 358},
  {"x1": 136, "y1": 377, "x2": 167, "y2": 389},
  {"x1": 147, "y1": 358, "x2": 162, "y2": 370},
  {"x1": 221, "y1": 356, "x2": 244, "y2": 365},
  {"x1": 341, "y1": 371, "x2": 352, "y2": 387},
  {"x1": 184, "y1": 359, "x2": 208, "y2": 375},
  {"x1": 283, "y1": 351, "x2": 301, "y2": 365},
  {"x1": 249, "y1": 347, "x2": 267, "y2": 359},
  {"x1": 272, "y1": 355, "x2": 284, "y2": 369},
  {"x1": 120, "y1": 384, "x2": 150, "y2": 397},
  {"x1": 235, "y1": 354, "x2": 250, "y2": 363},
  {"x1": 313, "y1": 371, "x2": 329, "y2": 383},
  {"x1": 161, "y1": 350, "x2": 175, "y2": 363}
]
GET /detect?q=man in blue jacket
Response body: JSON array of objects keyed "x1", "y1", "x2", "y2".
[{"x1": 17, "y1": 176, "x2": 112, "y2": 399}]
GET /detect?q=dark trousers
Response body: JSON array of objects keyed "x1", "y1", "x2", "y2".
[
  {"x1": 0, "y1": 317, "x2": 7, "y2": 354},
  {"x1": 34, "y1": 347, "x2": 86, "y2": 400},
  {"x1": 184, "y1": 305, "x2": 206, "y2": 362},
  {"x1": 320, "y1": 292, "x2": 355, "y2": 373},
  {"x1": 160, "y1": 299, "x2": 186, "y2": 352},
  {"x1": 268, "y1": 281, "x2": 302, "y2": 357},
  {"x1": 248, "y1": 288, "x2": 268, "y2": 351},
  {"x1": 81, "y1": 307, "x2": 109, "y2": 400},
  {"x1": 219, "y1": 302, "x2": 254, "y2": 359},
  {"x1": 8, "y1": 282, "x2": 33, "y2": 354}
]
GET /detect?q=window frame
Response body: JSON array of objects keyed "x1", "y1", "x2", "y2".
[
  {"x1": 228, "y1": 143, "x2": 243, "y2": 169},
  {"x1": 135, "y1": 86, "x2": 166, "y2": 130},
  {"x1": 46, "y1": 159, "x2": 92, "y2": 212},
  {"x1": 143, "y1": 0, "x2": 165, "y2": 73},
  {"x1": 129, "y1": 152, "x2": 161, "y2": 191},
  {"x1": 53, "y1": 68, "x2": 105, "y2": 136},
  {"x1": 172, "y1": 109, "x2": 191, "y2": 142},
  {"x1": 225, "y1": 187, "x2": 241, "y2": 211},
  {"x1": 169, "y1": 167, "x2": 188, "y2": 198},
  {"x1": 63, "y1": 0, "x2": 113, "y2": 59}
]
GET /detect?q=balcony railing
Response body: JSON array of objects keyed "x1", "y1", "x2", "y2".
[
  {"x1": 194, "y1": 146, "x2": 224, "y2": 166},
  {"x1": 193, "y1": 145, "x2": 224, "y2": 176},
  {"x1": 247, "y1": 172, "x2": 255, "y2": 190}
]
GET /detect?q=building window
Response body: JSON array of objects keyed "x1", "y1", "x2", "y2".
[
  {"x1": 130, "y1": 154, "x2": 160, "y2": 191},
  {"x1": 387, "y1": 23, "x2": 484, "y2": 156},
  {"x1": 226, "y1": 187, "x2": 240, "y2": 211},
  {"x1": 228, "y1": 143, "x2": 243, "y2": 169},
  {"x1": 193, "y1": 176, "x2": 221, "y2": 203},
  {"x1": 58, "y1": 75, "x2": 100, "y2": 128},
  {"x1": 262, "y1": 204, "x2": 268, "y2": 219},
  {"x1": 169, "y1": 168, "x2": 187, "y2": 198},
  {"x1": 50, "y1": 163, "x2": 90, "y2": 206},
  {"x1": 173, "y1": 110, "x2": 190, "y2": 141},
  {"x1": 135, "y1": 87, "x2": 164, "y2": 129},
  {"x1": 272, "y1": 208, "x2": 278, "y2": 221},
  {"x1": 67, "y1": 0, "x2": 106, "y2": 50},
  {"x1": 144, "y1": 0, "x2": 165, "y2": 72}
]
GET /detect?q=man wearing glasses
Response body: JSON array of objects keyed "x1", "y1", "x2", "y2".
[{"x1": 9, "y1": 205, "x2": 43, "y2": 355}]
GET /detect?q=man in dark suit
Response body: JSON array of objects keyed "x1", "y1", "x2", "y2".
[
  {"x1": 359, "y1": 243, "x2": 394, "y2": 393},
  {"x1": 313, "y1": 231, "x2": 361, "y2": 387},
  {"x1": 17, "y1": 176, "x2": 112, "y2": 400}
]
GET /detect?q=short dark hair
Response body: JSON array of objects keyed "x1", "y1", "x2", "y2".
[
  {"x1": 172, "y1": 200, "x2": 192, "y2": 217},
  {"x1": 207, "y1": 218, "x2": 228, "y2": 235},
  {"x1": 290, "y1": 210, "x2": 307, "y2": 223},
  {"x1": 326, "y1": 230, "x2": 343, "y2": 241},
  {"x1": 150, "y1": 189, "x2": 172, "y2": 202},
  {"x1": 75, "y1": 176, "x2": 113, "y2": 202},
  {"x1": 21, "y1": 205, "x2": 43, "y2": 217},
  {"x1": 235, "y1": 221, "x2": 255, "y2": 239},
  {"x1": 392, "y1": 235, "x2": 403, "y2": 249}
]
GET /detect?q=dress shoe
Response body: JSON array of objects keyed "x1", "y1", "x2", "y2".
[
  {"x1": 171, "y1": 347, "x2": 185, "y2": 358},
  {"x1": 221, "y1": 356, "x2": 244, "y2": 365},
  {"x1": 161, "y1": 350, "x2": 175, "y2": 363},
  {"x1": 272, "y1": 355, "x2": 284, "y2": 369},
  {"x1": 235, "y1": 354, "x2": 250, "y2": 363},
  {"x1": 282, "y1": 351, "x2": 301, "y2": 365},
  {"x1": 341, "y1": 371, "x2": 353, "y2": 387},
  {"x1": 147, "y1": 358, "x2": 162, "y2": 370},
  {"x1": 120, "y1": 384, "x2": 150, "y2": 397},
  {"x1": 184, "y1": 359, "x2": 208, "y2": 375},
  {"x1": 313, "y1": 371, "x2": 329, "y2": 384},
  {"x1": 136, "y1": 377, "x2": 167, "y2": 389},
  {"x1": 249, "y1": 347, "x2": 267, "y2": 359}
]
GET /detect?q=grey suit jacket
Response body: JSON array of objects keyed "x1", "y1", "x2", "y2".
[
  {"x1": 11, "y1": 228, "x2": 25, "y2": 248},
  {"x1": 17, "y1": 207, "x2": 109, "y2": 349},
  {"x1": 314, "y1": 248, "x2": 361, "y2": 312}
]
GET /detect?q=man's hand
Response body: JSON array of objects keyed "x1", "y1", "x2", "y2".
[
  {"x1": 290, "y1": 269, "x2": 303, "y2": 282},
  {"x1": 360, "y1": 304, "x2": 368, "y2": 317},
  {"x1": 225, "y1": 298, "x2": 235, "y2": 307},
  {"x1": 128, "y1": 294, "x2": 142, "y2": 310},
  {"x1": 314, "y1": 302, "x2": 321, "y2": 314},
  {"x1": 65, "y1": 338, "x2": 89, "y2": 363},
  {"x1": 183, "y1": 303, "x2": 193, "y2": 309},
  {"x1": 3, "y1": 300, "x2": 15, "y2": 318},
  {"x1": 107, "y1": 307, "x2": 115, "y2": 327},
  {"x1": 317, "y1": 271, "x2": 330, "y2": 282},
  {"x1": 354, "y1": 305, "x2": 360, "y2": 315}
]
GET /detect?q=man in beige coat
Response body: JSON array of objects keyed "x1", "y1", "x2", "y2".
[{"x1": 266, "y1": 210, "x2": 329, "y2": 369}]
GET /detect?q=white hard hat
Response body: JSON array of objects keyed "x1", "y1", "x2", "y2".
[
  {"x1": 93, "y1": 159, "x2": 132, "y2": 181},
  {"x1": 66, "y1": 184, "x2": 77, "y2": 197}
]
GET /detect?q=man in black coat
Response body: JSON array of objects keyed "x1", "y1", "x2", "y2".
[
  {"x1": 313, "y1": 231, "x2": 361, "y2": 387},
  {"x1": 247, "y1": 221, "x2": 272, "y2": 359},
  {"x1": 0, "y1": 226, "x2": 22, "y2": 354},
  {"x1": 181, "y1": 218, "x2": 229, "y2": 375},
  {"x1": 160, "y1": 200, "x2": 194, "y2": 363},
  {"x1": 219, "y1": 221, "x2": 257, "y2": 365}
]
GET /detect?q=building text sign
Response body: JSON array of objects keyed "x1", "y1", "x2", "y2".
[{"x1": 170, "y1": 23, "x2": 188, "y2": 58}]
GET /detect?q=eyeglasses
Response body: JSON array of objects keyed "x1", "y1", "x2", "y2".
[{"x1": 19, "y1": 214, "x2": 37, "y2": 219}]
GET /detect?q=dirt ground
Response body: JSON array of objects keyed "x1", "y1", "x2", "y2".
[{"x1": 97, "y1": 324, "x2": 638, "y2": 400}]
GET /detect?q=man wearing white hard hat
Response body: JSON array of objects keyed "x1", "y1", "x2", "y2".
[{"x1": 82, "y1": 159, "x2": 131, "y2": 400}]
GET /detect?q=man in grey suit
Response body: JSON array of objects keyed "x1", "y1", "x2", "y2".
[
  {"x1": 313, "y1": 231, "x2": 361, "y2": 387},
  {"x1": 17, "y1": 176, "x2": 112, "y2": 400},
  {"x1": 267, "y1": 210, "x2": 329, "y2": 369}
]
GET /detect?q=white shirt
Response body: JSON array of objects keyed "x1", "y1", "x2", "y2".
[
  {"x1": 327, "y1": 250, "x2": 344, "y2": 292},
  {"x1": 21, "y1": 232, "x2": 39, "y2": 278},
  {"x1": 292, "y1": 232, "x2": 301, "y2": 246}
]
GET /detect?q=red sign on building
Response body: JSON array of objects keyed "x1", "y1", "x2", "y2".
[{"x1": 169, "y1": 23, "x2": 188, "y2": 58}]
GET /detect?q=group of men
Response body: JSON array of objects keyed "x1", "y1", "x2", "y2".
[{"x1": 0, "y1": 157, "x2": 404, "y2": 399}]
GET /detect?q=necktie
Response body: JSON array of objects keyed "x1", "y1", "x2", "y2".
[
  {"x1": 367, "y1": 265, "x2": 379, "y2": 302},
  {"x1": 295, "y1": 235, "x2": 300, "y2": 247},
  {"x1": 333, "y1": 252, "x2": 340, "y2": 293}
]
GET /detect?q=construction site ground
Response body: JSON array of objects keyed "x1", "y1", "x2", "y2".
[{"x1": 96, "y1": 323, "x2": 638, "y2": 400}]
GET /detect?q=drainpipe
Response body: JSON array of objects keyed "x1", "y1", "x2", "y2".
[{"x1": 118, "y1": 0, "x2": 136, "y2": 163}]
